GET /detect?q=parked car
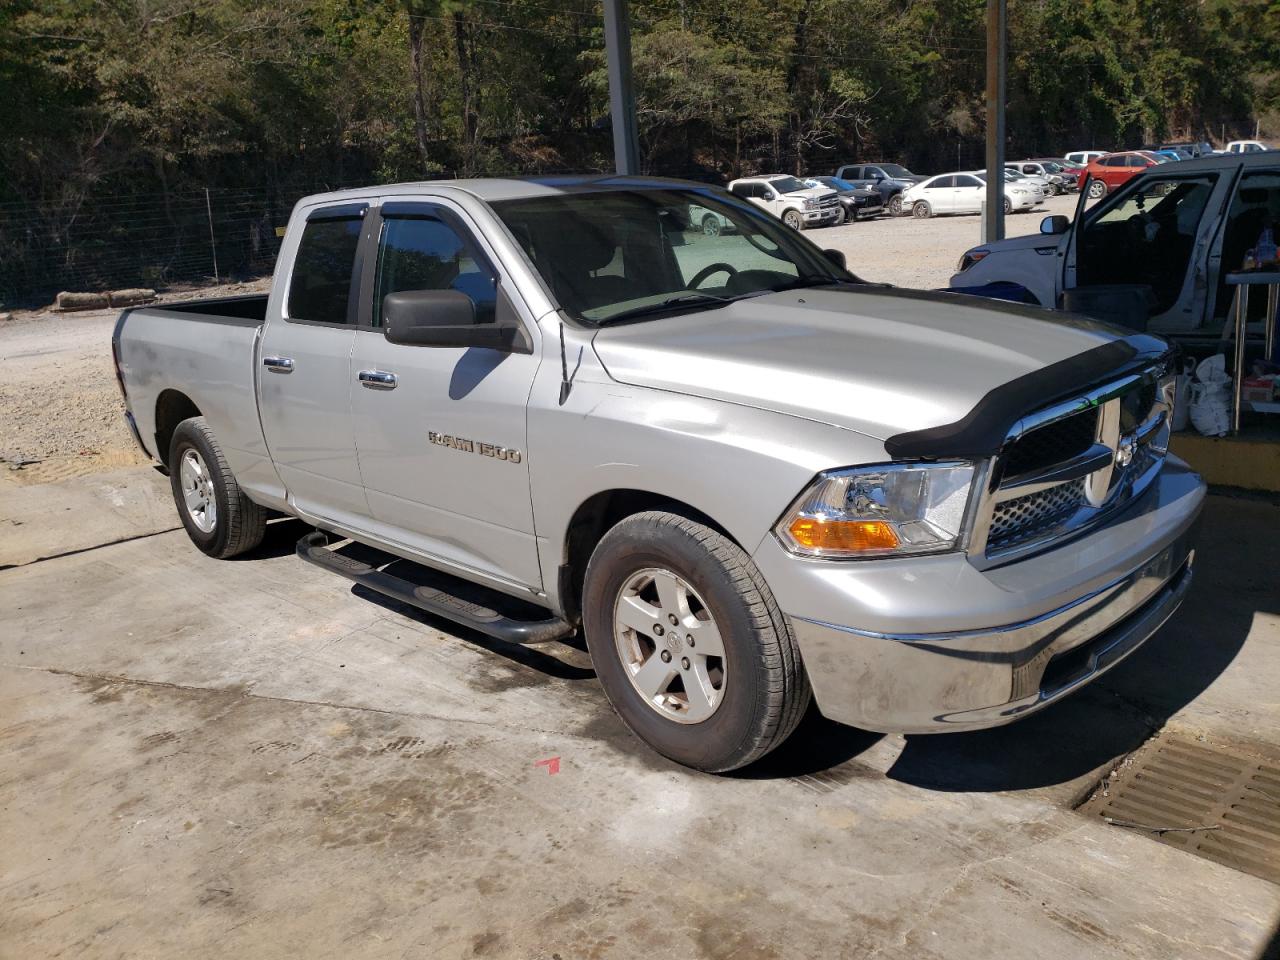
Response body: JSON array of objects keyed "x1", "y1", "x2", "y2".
[
  {"x1": 1018, "y1": 160, "x2": 1076, "y2": 193},
  {"x1": 112, "y1": 175, "x2": 1204, "y2": 773},
  {"x1": 688, "y1": 203, "x2": 734, "y2": 236},
  {"x1": 949, "y1": 152, "x2": 1279, "y2": 341},
  {"x1": 1160, "y1": 141, "x2": 1214, "y2": 158},
  {"x1": 972, "y1": 169, "x2": 1049, "y2": 205},
  {"x1": 901, "y1": 172, "x2": 1037, "y2": 217},
  {"x1": 832, "y1": 162, "x2": 927, "y2": 216},
  {"x1": 1054, "y1": 158, "x2": 1087, "y2": 188},
  {"x1": 804, "y1": 175, "x2": 885, "y2": 221},
  {"x1": 1081, "y1": 151, "x2": 1160, "y2": 198},
  {"x1": 728, "y1": 174, "x2": 840, "y2": 229},
  {"x1": 1225, "y1": 140, "x2": 1271, "y2": 154},
  {"x1": 1064, "y1": 150, "x2": 1106, "y2": 166}
]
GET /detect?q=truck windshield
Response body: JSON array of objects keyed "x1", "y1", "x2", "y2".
[
  {"x1": 770, "y1": 177, "x2": 809, "y2": 194},
  {"x1": 491, "y1": 189, "x2": 853, "y2": 324}
]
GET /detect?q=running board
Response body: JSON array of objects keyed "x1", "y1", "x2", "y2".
[{"x1": 296, "y1": 531, "x2": 574, "y2": 645}]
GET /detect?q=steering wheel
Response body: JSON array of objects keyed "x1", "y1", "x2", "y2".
[{"x1": 689, "y1": 262, "x2": 739, "y2": 289}]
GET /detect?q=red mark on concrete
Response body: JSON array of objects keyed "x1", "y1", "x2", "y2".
[{"x1": 535, "y1": 757, "x2": 561, "y2": 775}]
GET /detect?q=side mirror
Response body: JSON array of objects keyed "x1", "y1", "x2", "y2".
[
  {"x1": 1041, "y1": 214, "x2": 1070, "y2": 235},
  {"x1": 384, "y1": 289, "x2": 524, "y2": 351},
  {"x1": 823, "y1": 249, "x2": 847, "y2": 270}
]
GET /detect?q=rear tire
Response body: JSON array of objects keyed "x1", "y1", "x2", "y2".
[
  {"x1": 169, "y1": 417, "x2": 267, "y2": 559},
  {"x1": 701, "y1": 214, "x2": 722, "y2": 237},
  {"x1": 912, "y1": 201, "x2": 932, "y2": 219},
  {"x1": 582, "y1": 511, "x2": 811, "y2": 773}
]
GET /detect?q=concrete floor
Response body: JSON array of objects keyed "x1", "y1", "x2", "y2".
[{"x1": 2, "y1": 468, "x2": 1279, "y2": 959}]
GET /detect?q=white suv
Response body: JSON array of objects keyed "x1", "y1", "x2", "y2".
[{"x1": 727, "y1": 175, "x2": 840, "y2": 230}]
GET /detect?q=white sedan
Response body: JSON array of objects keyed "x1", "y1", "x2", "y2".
[{"x1": 901, "y1": 172, "x2": 1038, "y2": 218}]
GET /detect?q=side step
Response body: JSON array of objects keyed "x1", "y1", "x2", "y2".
[{"x1": 296, "y1": 531, "x2": 574, "y2": 645}]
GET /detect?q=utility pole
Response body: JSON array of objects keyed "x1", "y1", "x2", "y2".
[
  {"x1": 983, "y1": 0, "x2": 1007, "y2": 243},
  {"x1": 602, "y1": 0, "x2": 640, "y2": 175}
]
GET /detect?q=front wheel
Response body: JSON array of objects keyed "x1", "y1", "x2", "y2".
[
  {"x1": 782, "y1": 209, "x2": 803, "y2": 231},
  {"x1": 1087, "y1": 179, "x2": 1107, "y2": 200},
  {"x1": 169, "y1": 417, "x2": 267, "y2": 559},
  {"x1": 701, "y1": 214, "x2": 722, "y2": 237},
  {"x1": 1002, "y1": 196, "x2": 1012, "y2": 215},
  {"x1": 888, "y1": 194, "x2": 903, "y2": 216},
  {"x1": 834, "y1": 206, "x2": 847, "y2": 226},
  {"x1": 582, "y1": 511, "x2": 810, "y2": 773},
  {"x1": 912, "y1": 200, "x2": 932, "y2": 219}
]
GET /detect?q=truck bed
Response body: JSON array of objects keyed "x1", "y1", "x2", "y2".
[{"x1": 114, "y1": 294, "x2": 273, "y2": 488}]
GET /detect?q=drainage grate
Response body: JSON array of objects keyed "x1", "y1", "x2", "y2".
[{"x1": 1083, "y1": 735, "x2": 1280, "y2": 885}]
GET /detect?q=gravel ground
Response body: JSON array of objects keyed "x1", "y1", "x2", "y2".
[{"x1": 0, "y1": 197, "x2": 1079, "y2": 484}]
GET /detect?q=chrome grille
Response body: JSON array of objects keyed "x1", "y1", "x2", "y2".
[
  {"x1": 973, "y1": 363, "x2": 1172, "y2": 564},
  {"x1": 988, "y1": 480, "x2": 1086, "y2": 551}
]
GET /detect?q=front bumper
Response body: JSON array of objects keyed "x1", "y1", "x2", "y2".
[
  {"x1": 803, "y1": 208, "x2": 839, "y2": 224},
  {"x1": 752, "y1": 457, "x2": 1205, "y2": 733}
]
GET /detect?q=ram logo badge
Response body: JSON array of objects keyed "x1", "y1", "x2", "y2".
[{"x1": 428, "y1": 431, "x2": 522, "y2": 464}]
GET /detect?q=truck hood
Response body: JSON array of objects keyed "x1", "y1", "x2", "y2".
[{"x1": 591, "y1": 287, "x2": 1132, "y2": 442}]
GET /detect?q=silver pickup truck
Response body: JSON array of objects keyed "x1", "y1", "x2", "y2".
[{"x1": 113, "y1": 175, "x2": 1204, "y2": 772}]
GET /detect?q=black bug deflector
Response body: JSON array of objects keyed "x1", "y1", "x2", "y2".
[
  {"x1": 296, "y1": 531, "x2": 574, "y2": 645},
  {"x1": 883, "y1": 335, "x2": 1171, "y2": 461}
]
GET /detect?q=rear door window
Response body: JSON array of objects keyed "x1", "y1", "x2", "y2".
[{"x1": 287, "y1": 214, "x2": 364, "y2": 325}]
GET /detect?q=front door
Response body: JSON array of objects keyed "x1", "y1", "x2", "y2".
[
  {"x1": 348, "y1": 199, "x2": 543, "y2": 590},
  {"x1": 952, "y1": 175, "x2": 985, "y2": 213},
  {"x1": 257, "y1": 202, "x2": 370, "y2": 527}
]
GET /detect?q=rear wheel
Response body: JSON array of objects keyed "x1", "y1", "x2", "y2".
[
  {"x1": 782, "y1": 209, "x2": 803, "y2": 231},
  {"x1": 912, "y1": 200, "x2": 932, "y2": 219},
  {"x1": 701, "y1": 214, "x2": 722, "y2": 237},
  {"x1": 888, "y1": 194, "x2": 903, "y2": 216},
  {"x1": 1087, "y1": 179, "x2": 1107, "y2": 200},
  {"x1": 582, "y1": 511, "x2": 810, "y2": 773},
  {"x1": 169, "y1": 417, "x2": 267, "y2": 559}
]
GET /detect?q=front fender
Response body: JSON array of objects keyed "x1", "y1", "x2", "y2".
[{"x1": 526, "y1": 350, "x2": 887, "y2": 615}]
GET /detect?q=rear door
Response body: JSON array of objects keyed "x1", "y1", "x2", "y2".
[
  {"x1": 347, "y1": 198, "x2": 543, "y2": 590},
  {"x1": 925, "y1": 176, "x2": 954, "y2": 212},
  {"x1": 257, "y1": 202, "x2": 371, "y2": 526}
]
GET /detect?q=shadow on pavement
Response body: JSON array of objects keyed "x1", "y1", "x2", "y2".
[{"x1": 886, "y1": 494, "x2": 1277, "y2": 794}]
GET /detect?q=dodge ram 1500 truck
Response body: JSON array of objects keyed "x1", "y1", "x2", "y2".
[{"x1": 113, "y1": 175, "x2": 1204, "y2": 773}]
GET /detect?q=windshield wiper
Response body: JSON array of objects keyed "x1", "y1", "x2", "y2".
[{"x1": 596, "y1": 292, "x2": 733, "y2": 326}]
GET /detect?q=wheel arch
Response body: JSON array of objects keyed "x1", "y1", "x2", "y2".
[
  {"x1": 558, "y1": 488, "x2": 739, "y2": 626},
  {"x1": 154, "y1": 389, "x2": 202, "y2": 468}
]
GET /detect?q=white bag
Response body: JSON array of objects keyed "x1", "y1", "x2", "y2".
[{"x1": 1188, "y1": 354, "x2": 1232, "y2": 437}]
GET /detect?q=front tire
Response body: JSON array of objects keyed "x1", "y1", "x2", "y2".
[
  {"x1": 912, "y1": 200, "x2": 932, "y2": 219},
  {"x1": 1087, "y1": 179, "x2": 1107, "y2": 200},
  {"x1": 169, "y1": 417, "x2": 267, "y2": 559},
  {"x1": 582, "y1": 511, "x2": 810, "y2": 773},
  {"x1": 782, "y1": 209, "x2": 803, "y2": 231},
  {"x1": 701, "y1": 214, "x2": 722, "y2": 237},
  {"x1": 1002, "y1": 196, "x2": 1013, "y2": 215}
]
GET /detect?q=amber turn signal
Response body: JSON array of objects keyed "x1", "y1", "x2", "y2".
[{"x1": 786, "y1": 517, "x2": 900, "y2": 553}]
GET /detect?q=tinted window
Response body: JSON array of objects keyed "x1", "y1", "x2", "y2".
[
  {"x1": 373, "y1": 214, "x2": 497, "y2": 327},
  {"x1": 929, "y1": 176, "x2": 954, "y2": 189},
  {"x1": 770, "y1": 177, "x2": 807, "y2": 194},
  {"x1": 1127, "y1": 155, "x2": 1150, "y2": 167},
  {"x1": 730, "y1": 183, "x2": 753, "y2": 198},
  {"x1": 955, "y1": 175, "x2": 981, "y2": 188},
  {"x1": 287, "y1": 217, "x2": 362, "y2": 324}
]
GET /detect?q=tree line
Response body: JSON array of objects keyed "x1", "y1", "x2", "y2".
[{"x1": 2, "y1": 0, "x2": 1277, "y2": 300}]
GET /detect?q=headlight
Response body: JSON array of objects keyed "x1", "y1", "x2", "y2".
[
  {"x1": 957, "y1": 248, "x2": 990, "y2": 272},
  {"x1": 1012, "y1": 187, "x2": 1029, "y2": 195},
  {"x1": 803, "y1": 198, "x2": 818, "y2": 210},
  {"x1": 776, "y1": 462, "x2": 975, "y2": 558}
]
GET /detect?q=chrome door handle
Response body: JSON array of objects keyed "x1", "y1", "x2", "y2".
[
  {"x1": 263, "y1": 356, "x2": 294, "y2": 372},
  {"x1": 358, "y1": 369, "x2": 397, "y2": 390}
]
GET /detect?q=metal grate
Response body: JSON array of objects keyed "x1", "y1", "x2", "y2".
[
  {"x1": 1003, "y1": 407, "x2": 1099, "y2": 479},
  {"x1": 1083, "y1": 736, "x2": 1280, "y2": 885},
  {"x1": 987, "y1": 479, "x2": 1086, "y2": 551}
]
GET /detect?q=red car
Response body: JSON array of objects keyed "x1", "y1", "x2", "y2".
[{"x1": 1082, "y1": 151, "x2": 1160, "y2": 199}]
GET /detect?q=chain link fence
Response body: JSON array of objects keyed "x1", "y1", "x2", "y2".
[{"x1": 0, "y1": 182, "x2": 368, "y2": 308}]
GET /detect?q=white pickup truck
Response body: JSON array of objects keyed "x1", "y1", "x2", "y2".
[{"x1": 114, "y1": 175, "x2": 1203, "y2": 772}]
